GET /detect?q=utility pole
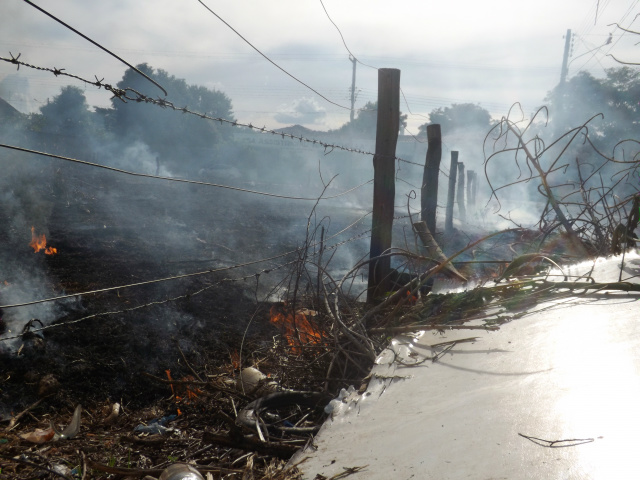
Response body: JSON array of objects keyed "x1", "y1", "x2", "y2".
[
  {"x1": 556, "y1": 29, "x2": 572, "y2": 130},
  {"x1": 349, "y1": 55, "x2": 357, "y2": 122},
  {"x1": 560, "y1": 29, "x2": 572, "y2": 84}
]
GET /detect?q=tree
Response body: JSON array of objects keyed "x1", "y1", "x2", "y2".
[
  {"x1": 104, "y1": 64, "x2": 235, "y2": 171},
  {"x1": 332, "y1": 101, "x2": 408, "y2": 137},
  {"x1": 545, "y1": 67, "x2": 640, "y2": 148},
  {"x1": 419, "y1": 103, "x2": 493, "y2": 135},
  {"x1": 35, "y1": 85, "x2": 96, "y2": 157}
]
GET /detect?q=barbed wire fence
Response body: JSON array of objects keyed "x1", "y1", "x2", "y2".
[{"x1": 0, "y1": 21, "x2": 444, "y2": 348}]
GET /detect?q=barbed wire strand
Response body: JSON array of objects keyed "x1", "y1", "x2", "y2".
[
  {"x1": 195, "y1": 0, "x2": 349, "y2": 111},
  {"x1": 0, "y1": 54, "x2": 416, "y2": 164},
  {"x1": 0, "y1": 204, "x2": 425, "y2": 342},
  {"x1": 22, "y1": 0, "x2": 167, "y2": 96},
  {"x1": 0, "y1": 143, "x2": 373, "y2": 201}
]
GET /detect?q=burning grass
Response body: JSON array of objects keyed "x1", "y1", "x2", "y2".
[{"x1": 29, "y1": 226, "x2": 57, "y2": 255}]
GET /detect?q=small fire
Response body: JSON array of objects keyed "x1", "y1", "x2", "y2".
[
  {"x1": 230, "y1": 349, "x2": 240, "y2": 370},
  {"x1": 165, "y1": 369, "x2": 202, "y2": 413},
  {"x1": 29, "y1": 227, "x2": 57, "y2": 255},
  {"x1": 269, "y1": 303, "x2": 326, "y2": 354}
]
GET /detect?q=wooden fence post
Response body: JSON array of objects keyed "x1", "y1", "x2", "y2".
[
  {"x1": 457, "y1": 162, "x2": 466, "y2": 222},
  {"x1": 445, "y1": 151, "x2": 458, "y2": 235},
  {"x1": 466, "y1": 170, "x2": 474, "y2": 210},
  {"x1": 471, "y1": 170, "x2": 478, "y2": 206},
  {"x1": 421, "y1": 124, "x2": 441, "y2": 235},
  {"x1": 368, "y1": 68, "x2": 400, "y2": 303},
  {"x1": 467, "y1": 170, "x2": 476, "y2": 210}
]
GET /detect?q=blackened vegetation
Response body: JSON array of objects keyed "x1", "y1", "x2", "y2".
[
  {"x1": 0, "y1": 162, "x2": 340, "y2": 478},
  {"x1": 0, "y1": 172, "x2": 269, "y2": 406}
]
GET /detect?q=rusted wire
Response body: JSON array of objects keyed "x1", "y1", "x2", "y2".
[{"x1": 0, "y1": 53, "x2": 415, "y2": 163}]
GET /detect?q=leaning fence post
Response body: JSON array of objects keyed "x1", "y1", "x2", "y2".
[
  {"x1": 445, "y1": 151, "x2": 459, "y2": 235},
  {"x1": 368, "y1": 68, "x2": 400, "y2": 303},
  {"x1": 457, "y1": 162, "x2": 466, "y2": 222},
  {"x1": 421, "y1": 124, "x2": 441, "y2": 235}
]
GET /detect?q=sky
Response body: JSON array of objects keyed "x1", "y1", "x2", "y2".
[{"x1": 0, "y1": 0, "x2": 638, "y2": 133}]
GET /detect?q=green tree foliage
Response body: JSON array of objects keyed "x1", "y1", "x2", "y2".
[
  {"x1": 418, "y1": 103, "x2": 493, "y2": 135},
  {"x1": 105, "y1": 63, "x2": 235, "y2": 171}
]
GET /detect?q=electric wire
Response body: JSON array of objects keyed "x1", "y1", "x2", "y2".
[
  {"x1": 22, "y1": 0, "x2": 167, "y2": 96},
  {"x1": 315, "y1": 0, "x2": 431, "y2": 144},
  {"x1": 195, "y1": 0, "x2": 350, "y2": 111},
  {"x1": 317, "y1": 0, "x2": 377, "y2": 70}
]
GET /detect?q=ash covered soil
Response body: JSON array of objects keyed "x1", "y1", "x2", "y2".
[
  {"x1": 0, "y1": 162, "x2": 348, "y2": 478},
  {"x1": 0, "y1": 165, "x2": 296, "y2": 406}
]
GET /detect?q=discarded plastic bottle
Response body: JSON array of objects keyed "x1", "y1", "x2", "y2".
[{"x1": 158, "y1": 464, "x2": 204, "y2": 480}]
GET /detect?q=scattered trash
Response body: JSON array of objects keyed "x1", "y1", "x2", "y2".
[
  {"x1": 324, "y1": 385, "x2": 356, "y2": 415},
  {"x1": 51, "y1": 404, "x2": 82, "y2": 440},
  {"x1": 238, "y1": 391, "x2": 331, "y2": 435},
  {"x1": 51, "y1": 463, "x2": 72, "y2": 478},
  {"x1": 134, "y1": 413, "x2": 178, "y2": 435},
  {"x1": 104, "y1": 402, "x2": 120, "y2": 425},
  {"x1": 19, "y1": 427, "x2": 55, "y2": 444},
  {"x1": 158, "y1": 463, "x2": 204, "y2": 480},
  {"x1": 236, "y1": 367, "x2": 278, "y2": 395}
]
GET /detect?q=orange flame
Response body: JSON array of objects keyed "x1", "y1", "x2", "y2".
[
  {"x1": 29, "y1": 227, "x2": 57, "y2": 255},
  {"x1": 230, "y1": 349, "x2": 240, "y2": 370},
  {"x1": 165, "y1": 369, "x2": 202, "y2": 411},
  {"x1": 269, "y1": 304, "x2": 326, "y2": 354}
]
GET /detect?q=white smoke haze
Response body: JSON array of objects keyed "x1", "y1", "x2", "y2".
[
  {"x1": 275, "y1": 97, "x2": 327, "y2": 126},
  {"x1": 114, "y1": 141, "x2": 174, "y2": 178}
]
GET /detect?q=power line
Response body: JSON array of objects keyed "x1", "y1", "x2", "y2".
[
  {"x1": 195, "y1": 0, "x2": 350, "y2": 111},
  {"x1": 22, "y1": 0, "x2": 167, "y2": 97},
  {"x1": 314, "y1": 2, "x2": 432, "y2": 147},
  {"x1": 575, "y1": 0, "x2": 639, "y2": 73},
  {"x1": 317, "y1": 0, "x2": 378, "y2": 71}
]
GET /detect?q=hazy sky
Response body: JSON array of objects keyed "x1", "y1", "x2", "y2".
[{"x1": 0, "y1": 0, "x2": 638, "y2": 132}]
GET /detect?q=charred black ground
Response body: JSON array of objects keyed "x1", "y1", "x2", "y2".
[{"x1": 0, "y1": 161, "x2": 318, "y2": 412}]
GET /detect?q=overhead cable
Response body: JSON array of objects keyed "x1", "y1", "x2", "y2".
[
  {"x1": 22, "y1": 0, "x2": 167, "y2": 96},
  {"x1": 195, "y1": 0, "x2": 350, "y2": 111}
]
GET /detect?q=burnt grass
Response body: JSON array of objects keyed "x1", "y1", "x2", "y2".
[
  {"x1": 0, "y1": 162, "x2": 341, "y2": 478},
  {"x1": 0, "y1": 156, "x2": 549, "y2": 478}
]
